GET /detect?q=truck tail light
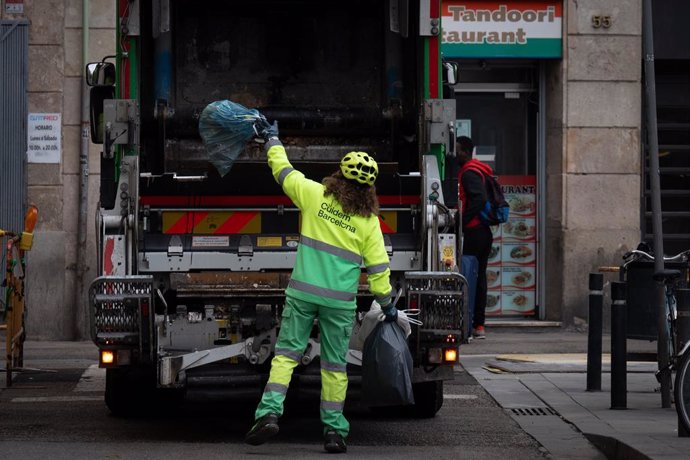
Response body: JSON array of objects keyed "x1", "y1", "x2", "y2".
[
  {"x1": 100, "y1": 349, "x2": 131, "y2": 367},
  {"x1": 444, "y1": 347, "x2": 458, "y2": 363},
  {"x1": 100, "y1": 350, "x2": 116, "y2": 366}
]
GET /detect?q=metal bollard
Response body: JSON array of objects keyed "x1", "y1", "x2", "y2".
[
  {"x1": 610, "y1": 281, "x2": 627, "y2": 410},
  {"x1": 587, "y1": 273, "x2": 604, "y2": 391},
  {"x1": 677, "y1": 289, "x2": 690, "y2": 437}
]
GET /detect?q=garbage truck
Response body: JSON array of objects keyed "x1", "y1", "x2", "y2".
[{"x1": 86, "y1": 0, "x2": 467, "y2": 418}]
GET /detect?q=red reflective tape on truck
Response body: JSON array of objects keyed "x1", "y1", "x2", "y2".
[
  {"x1": 141, "y1": 196, "x2": 294, "y2": 206},
  {"x1": 162, "y1": 211, "x2": 261, "y2": 234},
  {"x1": 141, "y1": 195, "x2": 420, "y2": 206},
  {"x1": 429, "y1": 0, "x2": 440, "y2": 98},
  {"x1": 378, "y1": 211, "x2": 398, "y2": 234},
  {"x1": 164, "y1": 212, "x2": 209, "y2": 234},
  {"x1": 214, "y1": 212, "x2": 259, "y2": 234},
  {"x1": 103, "y1": 237, "x2": 115, "y2": 275}
]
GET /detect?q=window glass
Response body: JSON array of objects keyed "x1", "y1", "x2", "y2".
[{"x1": 454, "y1": 92, "x2": 537, "y2": 175}]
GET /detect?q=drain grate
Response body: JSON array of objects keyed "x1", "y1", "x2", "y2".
[{"x1": 510, "y1": 407, "x2": 558, "y2": 416}]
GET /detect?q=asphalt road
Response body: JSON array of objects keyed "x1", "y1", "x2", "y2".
[{"x1": 0, "y1": 361, "x2": 549, "y2": 459}]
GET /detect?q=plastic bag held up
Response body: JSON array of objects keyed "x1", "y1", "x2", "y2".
[
  {"x1": 198, "y1": 100, "x2": 267, "y2": 177},
  {"x1": 355, "y1": 300, "x2": 420, "y2": 350},
  {"x1": 361, "y1": 321, "x2": 415, "y2": 407}
]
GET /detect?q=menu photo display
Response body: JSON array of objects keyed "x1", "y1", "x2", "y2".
[{"x1": 486, "y1": 176, "x2": 537, "y2": 317}]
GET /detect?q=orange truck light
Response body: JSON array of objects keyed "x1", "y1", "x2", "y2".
[
  {"x1": 100, "y1": 350, "x2": 115, "y2": 365},
  {"x1": 444, "y1": 348, "x2": 458, "y2": 363}
]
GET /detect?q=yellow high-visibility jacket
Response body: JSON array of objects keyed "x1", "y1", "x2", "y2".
[{"x1": 266, "y1": 139, "x2": 392, "y2": 310}]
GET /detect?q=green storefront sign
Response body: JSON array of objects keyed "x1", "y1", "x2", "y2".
[{"x1": 442, "y1": 1, "x2": 563, "y2": 59}]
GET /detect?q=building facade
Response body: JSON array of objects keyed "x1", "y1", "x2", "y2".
[
  {"x1": 1, "y1": 0, "x2": 683, "y2": 339},
  {"x1": 1, "y1": 0, "x2": 115, "y2": 339}
]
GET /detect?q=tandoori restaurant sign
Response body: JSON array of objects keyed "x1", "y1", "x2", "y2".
[{"x1": 441, "y1": 1, "x2": 562, "y2": 58}]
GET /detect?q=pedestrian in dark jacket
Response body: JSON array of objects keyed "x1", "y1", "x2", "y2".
[{"x1": 457, "y1": 136, "x2": 493, "y2": 339}]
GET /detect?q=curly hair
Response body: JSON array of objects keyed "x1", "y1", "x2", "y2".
[{"x1": 323, "y1": 171, "x2": 380, "y2": 217}]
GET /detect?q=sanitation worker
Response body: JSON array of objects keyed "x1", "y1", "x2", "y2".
[{"x1": 245, "y1": 119, "x2": 395, "y2": 453}]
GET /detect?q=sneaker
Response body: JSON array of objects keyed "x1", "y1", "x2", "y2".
[
  {"x1": 324, "y1": 430, "x2": 347, "y2": 453},
  {"x1": 473, "y1": 326, "x2": 486, "y2": 339},
  {"x1": 245, "y1": 413, "x2": 279, "y2": 446}
]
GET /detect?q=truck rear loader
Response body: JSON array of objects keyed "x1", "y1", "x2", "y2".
[{"x1": 86, "y1": 0, "x2": 468, "y2": 418}]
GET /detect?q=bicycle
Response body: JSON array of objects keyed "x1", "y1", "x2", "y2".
[
  {"x1": 621, "y1": 247, "x2": 690, "y2": 433},
  {"x1": 1, "y1": 205, "x2": 38, "y2": 387}
]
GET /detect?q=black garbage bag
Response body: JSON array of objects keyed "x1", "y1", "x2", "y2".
[
  {"x1": 361, "y1": 321, "x2": 415, "y2": 406},
  {"x1": 198, "y1": 100, "x2": 266, "y2": 177}
]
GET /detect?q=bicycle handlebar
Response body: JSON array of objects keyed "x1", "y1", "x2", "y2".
[{"x1": 623, "y1": 249, "x2": 690, "y2": 263}]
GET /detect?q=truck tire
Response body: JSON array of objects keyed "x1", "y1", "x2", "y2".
[
  {"x1": 106, "y1": 368, "x2": 185, "y2": 417},
  {"x1": 409, "y1": 380, "x2": 444, "y2": 418},
  {"x1": 154, "y1": 387, "x2": 186, "y2": 412},
  {"x1": 105, "y1": 368, "x2": 146, "y2": 417}
]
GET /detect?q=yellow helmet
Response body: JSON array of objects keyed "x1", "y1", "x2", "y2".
[{"x1": 340, "y1": 151, "x2": 378, "y2": 186}]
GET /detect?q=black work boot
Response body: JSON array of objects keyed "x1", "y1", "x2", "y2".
[
  {"x1": 324, "y1": 430, "x2": 347, "y2": 453},
  {"x1": 244, "y1": 413, "x2": 279, "y2": 446}
]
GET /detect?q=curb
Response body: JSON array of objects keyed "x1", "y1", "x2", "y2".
[{"x1": 584, "y1": 433, "x2": 651, "y2": 460}]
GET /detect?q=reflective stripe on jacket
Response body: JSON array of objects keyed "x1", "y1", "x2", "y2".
[{"x1": 266, "y1": 139, "x2": 392, "y2": 310}]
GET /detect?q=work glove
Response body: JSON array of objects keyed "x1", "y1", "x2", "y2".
[
  {"x1": 253, "y1": 118, "x2": 279, "y2": 143},
  {"x1": 382, "y1": 304, "x2": 398, "y2": 322}
]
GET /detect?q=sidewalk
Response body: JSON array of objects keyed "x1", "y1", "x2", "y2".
[{"x1": 461, "y1": 328, "x2": 690, "y2": 459}]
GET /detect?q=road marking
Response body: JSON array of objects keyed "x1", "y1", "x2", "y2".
[
  {"x1": 443, "y1": 394, "x2": 478, "y2": 400},
  {"x1": 74, "y1": 364, "x2": 105, "y2": 392},
  {"x1": 11, "y1": 396, "x2": 103, "y2": 403}
]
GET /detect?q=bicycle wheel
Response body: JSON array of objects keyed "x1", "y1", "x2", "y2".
[{"x1": 674, "y1": 349, "x2": 690, "y2": 433}]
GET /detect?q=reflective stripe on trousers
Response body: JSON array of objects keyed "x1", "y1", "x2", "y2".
[
  {"x1": 320, "y1": 361, "x2": 348, "y2": 433},
  {"x1": 254, "y1": 296, "x2": 355, "y2": 437}
]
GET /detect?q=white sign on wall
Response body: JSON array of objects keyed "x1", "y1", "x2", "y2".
[
  {"x1": 455, "y1": 119, "x2": 472, "y2": 138},
  {"x1": 27, "y1": 113, "x2": 61, "y2": 164},
  {"x1": 4, "y1": 0, "x2": 24, "y2": 14}
]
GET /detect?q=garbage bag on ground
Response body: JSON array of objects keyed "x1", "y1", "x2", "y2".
[
  {"x1": 361, "y1": 321, "x2": 415, "y2": 407},
  {"x1": 198, "y1": 100, "x2": 266, "y2": 177}
]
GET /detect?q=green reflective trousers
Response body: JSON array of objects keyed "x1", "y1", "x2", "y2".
[{"x1": 254, "y1": 296, "x2": 355, "y2": 437}]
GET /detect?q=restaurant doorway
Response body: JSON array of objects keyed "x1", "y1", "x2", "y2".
[{"x1": 452, "y1": 60, "x2": 543, "y2": 320}]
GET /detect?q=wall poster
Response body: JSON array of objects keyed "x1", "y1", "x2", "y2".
[
  {"x1": 5, "y1": 0, "x2": 24, "y2": 14},
  {"x1": 486, "y1": 175, "x2": 537, "y2": 317},
  {"x1": 27, "y1": 113, "x2": 61, "y2": 164}
]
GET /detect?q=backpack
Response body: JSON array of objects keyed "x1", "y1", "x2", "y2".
[
  {"x1": 462, "y1": 165, "x2": 510, "y2": 226},
  {"x1": 479, "y1": 174, "x2": 510, "y2": 225}
]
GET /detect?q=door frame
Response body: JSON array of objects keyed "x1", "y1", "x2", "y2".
[{"x1": 452, "y1": 64, "x2": 546, "y2": 320}]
